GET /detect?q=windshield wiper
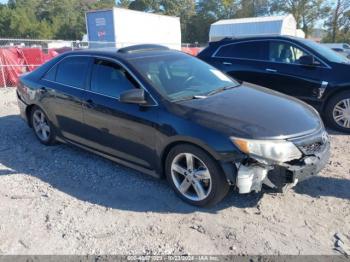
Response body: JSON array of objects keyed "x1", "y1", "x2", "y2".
[
  {"x1": 174, "y1": 95, "x2": 207, "y2": 102},
  {"x1": 206, "y1": 85, "x2": 237, "y2": 96}
]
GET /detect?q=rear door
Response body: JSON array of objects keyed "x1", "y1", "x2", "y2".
[
  {"x1": 41, "y1": 56, "x2": 91, "y2": 142},
  {"x1": 82, "y1": 57, "x2": 158, "y2": 169},
  {"x1": 209, "y1": 40, "x2": 269, "y2": 86}
]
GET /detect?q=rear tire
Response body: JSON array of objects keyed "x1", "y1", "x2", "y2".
[
  {"x1": 30, "y1": 106, "x2": 57, "y2": 145},
  {"x1": 165, "y1": 144, "x2": 230, "y2": 207},
  {"x1": 324, "y1": 91, "x2": 350, "y2": 133}
]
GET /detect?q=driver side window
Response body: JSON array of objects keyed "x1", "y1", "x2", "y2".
[
  {"x1": 268, "y1": 41, "x2": 316, "y2": 65},
  {"x1": 90, "y1": 59, "x2": 138, "y2": 98}
]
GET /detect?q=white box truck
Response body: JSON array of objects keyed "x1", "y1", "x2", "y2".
[{"x1": 86, "y1": 8, "x2": 181, "y2": 50}]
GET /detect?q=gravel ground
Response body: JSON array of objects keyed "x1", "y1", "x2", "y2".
[{"x1": 0, "y1": 88, "x2": 349, "y2": 255}]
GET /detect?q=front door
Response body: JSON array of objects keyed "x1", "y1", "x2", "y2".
[
  {"x1": 259, "y1": 40, "x2": 330, "y2": 104},
  {"x1": 82, "y1": 58, "x2": 158, "y2": 169}
]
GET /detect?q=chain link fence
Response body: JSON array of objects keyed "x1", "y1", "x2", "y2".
[
  {"x1": 0, "y1": 38, "x2": 204, "y2": 88},
  {"x1": 0, "y1": 38, "x2": 77, "y2": 88}
]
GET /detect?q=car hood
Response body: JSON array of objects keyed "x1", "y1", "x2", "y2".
[{"x1": 170, "y1": 83, "x2": 323, "y2": 140}]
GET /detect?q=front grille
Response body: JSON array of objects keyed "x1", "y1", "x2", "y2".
[
  {"x1": 299, "y1": 142, "x2": 323, "y2": 155},
  {"x1": 289, "y1": 128, "x2": 328, "y2": 156}
]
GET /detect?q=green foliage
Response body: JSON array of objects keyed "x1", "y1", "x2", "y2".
[
  {"x1": 0, "y1": 0, "x2": 345, "y2": 44},
  {"x1": 0, "y1": 0, "x2": 115, "y2": 40},
  {"x1": 323, "y1": 0, "x2": 350, "y2": 43},
  {"x1": 269, "y1": 0, "x2": 330, "y2": 37}
]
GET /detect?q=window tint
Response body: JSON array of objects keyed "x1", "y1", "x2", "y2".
[
  {"x1": 215, "y1": 41, "x2": 268, "y2": 60},
  {"x1": 55, "y1": 56, "x2": 89, "y2": 88},
  {"x1": 90, "y1": 59, "x2": 137, "y2": 98},
  {"x1": 269, "y1": 41, "x2": 311, "y2": 64},
  {"x1": 43, "y1": 64, "x2": 57, "y2": 81}
]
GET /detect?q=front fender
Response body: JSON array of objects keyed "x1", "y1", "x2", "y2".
[{"x1": 156, "y1": 135, "x2": 242, "y2": 183}]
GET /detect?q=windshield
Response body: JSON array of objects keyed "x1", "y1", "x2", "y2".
[
  {"x1": 129, "y1": 53, "x2": 239, "y2": 101},
  {"x1": 302, "y1": 39, "x2": 349, "y2": 63}
]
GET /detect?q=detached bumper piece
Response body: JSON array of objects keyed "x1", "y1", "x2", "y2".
[
  {"x1": 236, "y1": 132, "x2": 331, "y2": 194},
  {"x1": 286, "y1": 142, "x2": 331, "y2": 182}
]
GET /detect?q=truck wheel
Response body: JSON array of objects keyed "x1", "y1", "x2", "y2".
[
  {"x1": 325, "y1": 91, "x2": 350, "y2": 133},
  {"x1": 165, "y1": 144, "x2": 230, "y2": 207}
]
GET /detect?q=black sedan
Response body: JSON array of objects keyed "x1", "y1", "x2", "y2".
[{"x1": 17, "y1": 45, "x2": 330, "y2": 206}]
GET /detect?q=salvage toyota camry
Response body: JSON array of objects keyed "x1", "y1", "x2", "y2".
[{"x1": 16, "y1": 45, "x2": 330, "y2": 206}]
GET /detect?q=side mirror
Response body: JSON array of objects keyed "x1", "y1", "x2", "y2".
[
  {"x1": 299, "y1": 55, "x2": 315, "y2": 66},
  {"x1": 119, "y1": 89, "x2": 147, "y2": 105}
]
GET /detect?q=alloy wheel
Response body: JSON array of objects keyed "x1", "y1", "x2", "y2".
[
  {"x1": 333, "y1": 98, "x2": 350, "y2": 129},
  {"x1": 32, "y1": 109, "x2": 51, "y2": 142},
  {"x1": 170, "y1": 153, "x2": 212, "y2": 201}
]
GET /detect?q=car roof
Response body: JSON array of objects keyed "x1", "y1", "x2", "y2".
[
  {"x1": 212, "y1": 35, "x2": 304, "y2": 44},
  {"x1": 62, "y1": 46, "x2": 182, "y2": 61}
]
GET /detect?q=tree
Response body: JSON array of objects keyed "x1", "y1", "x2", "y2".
[
  {"x1": 323, "y1": 0, "x2": 350, "y2": 42},
  {"x1": 0, "y1": 6, "x2": 13, "y2": 38},
  {"x1": 117, "y1": 0, "x2": 132, "y2": 8},
  {"x1": 0, "y1": 0, "x2": 116, "y2": 40},
  {"x1": 161, "y1": 0, "x2": 196, "y2": 43},
  {"x1": 189, "y1": 0, "x2": 270, "y2": 43},
  {"x1": 128, "y1": 0, "x2": 158, "y2": 12},
  {"x1": 270, "y1": 0, "x2": 330, "y2": 37},
  {"x1": 236, "y1": 0, "x2": 270, "y2": 18}
]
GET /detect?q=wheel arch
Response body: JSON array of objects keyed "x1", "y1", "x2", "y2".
[
  {"x1": 26, "y1": 104, "x2": 54, "y2": 129},
  {"x1": 25, "y1": 104, "x2": 37, "y2": 127},
  {"x1": 159, "y1": 139, "x2": 237, "y2": 184},
  {"x1": 322, "y1": 88, "x2": 350, "y2": 131},
  {"x1": 322, "y1": 87, "x2": 350, "y2": 114}
]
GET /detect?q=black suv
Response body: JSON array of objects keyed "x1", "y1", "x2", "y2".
[{"x1": 198, "y1": 36, "x2": 350, "y2": 133}]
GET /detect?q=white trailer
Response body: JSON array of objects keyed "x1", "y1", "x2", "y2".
[
  {"x1": 86, "y1": 8, "x2": 181, "y2": 50},
  {"x1": 209, "y1": 15, "x2": 303, "y2": 42}
]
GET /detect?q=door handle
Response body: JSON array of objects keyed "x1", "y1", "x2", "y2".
[
  {"x1": 223, "y1": 61, "x2": 232, "y2": 65},
  {"x1": 266, "y1": 68, "x2": 277, "y2": 73},
  {"x1": 84, "y1": 99, "x2": 96, "y2": 109}
]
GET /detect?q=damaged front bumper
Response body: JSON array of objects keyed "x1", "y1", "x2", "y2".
[
  {"x1": 284, "y1": 141, "x2": 330, "y2": 182},
  {"x1": 235, "y1": 139, "x2": 331, "y2": 194}
]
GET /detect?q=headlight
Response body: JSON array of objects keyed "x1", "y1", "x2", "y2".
[{"x1": 230, "y1": 137, "x2": 302, "y2": 163}]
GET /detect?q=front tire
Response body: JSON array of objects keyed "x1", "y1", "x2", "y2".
[
  {"x1": 31, "y1": 106, "x2": 57, "y2": 145},
  {"x1": 165, "y1": 144, "x2": 230, "y2": 207},
  {"x1": 325, "y1": 91, "x2": 350, "y2": 133}
]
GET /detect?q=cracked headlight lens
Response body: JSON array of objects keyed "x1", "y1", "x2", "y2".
[{"x1": 230, "y1": 137, "x2": 302, "y2": 163}]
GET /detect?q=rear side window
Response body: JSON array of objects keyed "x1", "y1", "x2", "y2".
[
  {"x1": 55, "y1": 56, "x2": 90, "y2": 88},
  {"x1": 90, "y1": 59, "x2": 137, "y2": 98},
  {"x1": 215, "y1": 41, "x2": 268, "y2": 60}
]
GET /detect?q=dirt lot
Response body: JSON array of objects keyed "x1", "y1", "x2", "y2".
[{"x1": 0, "y1": 88, "x2": 349, "y2": 255}]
